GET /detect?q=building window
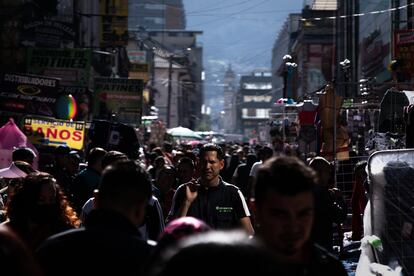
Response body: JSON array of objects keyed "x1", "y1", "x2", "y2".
[
  {"x1": 256, "y1": 109, "x2": 270, "y2": 118},
  {"x1": 242, "y1": 83, "x2": 272, "y2": 90},
  {"x1": 144, "y1": 17, "x2": 165, "y2": 25},
  {"x1": 144, "y1": 4, "x2": 166, "y2": 10},
  {"x1": 242, "y1": 108, "x2": 255, "y2": 118},
  {"x1": 243, "y1": 95, "x2": 272, "y2": 102},
  {"x1": 242, "y1": 108, "x2": 270, "y2": 119}
]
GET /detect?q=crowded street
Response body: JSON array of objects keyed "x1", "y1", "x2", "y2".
[{"x1": 0, "y1": 1, "x2": 413, "y2": 275}]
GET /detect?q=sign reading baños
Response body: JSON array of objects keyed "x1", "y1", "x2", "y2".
[{"x1": 23, "y1": 116, "x2": 85, "y2": 150}]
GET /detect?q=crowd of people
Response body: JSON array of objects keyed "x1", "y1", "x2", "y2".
[{"x1": 0, "y1": 141, "x2": 369, "y2": 275}]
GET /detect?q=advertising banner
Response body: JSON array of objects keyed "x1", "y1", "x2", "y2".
[
  {"x1": 23, "y1": 116, "x2": 85, "y2": 150},
  {"x1": 22, "y1": 17, "x2": 75, "y2": 48},
  {"x1": 127, "y1": 50, "x2": 147, "y2": 64},
  {"x1": 100, "y1": 0, "x2": 128, "y2": 47},
  {"x1": 129, "y1": 63, "x2": 149, "y2": 82},
  {"x1": 394, "y1": 29, "x2": 414, "y2": 80},
  {"x1": 0, "y1": 73, "x2": 60, "y2": 117},
  {"x1": 26, "y1": 48, "x2": 91, "y2": 87},
  {"x1": 93, "y1": 77, "x2": 143, "y2": 125}
]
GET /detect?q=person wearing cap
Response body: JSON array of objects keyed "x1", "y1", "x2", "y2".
[
  {"x1": 0, "y1": 147, "x2": 37, "y2": 179},
  {"x1": 0, "y1": 149, "x2": 37, "y2": 221},
  {"x1": 0, "y1": 159, "x2": 36, "y2": 222},
  {"x1": 12, "y1": 147, "x2": 36, "y2": 166}
]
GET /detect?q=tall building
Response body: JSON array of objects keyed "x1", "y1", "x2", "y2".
[
  {"x1": 238, "y1": 70, "x2": 273, "y2": 141},
  {"x1": 129, "y1": 0, "x2": 186, "y2": 30},
  {"x1": 222, "y1": 65, "x2": 237, "y2": 133},
  {"x1": 358, "y1": 1, "x2": 392, "y2": 91},
  {"x1": 272, "y1": 2, "x2": 336, "y2": 101},
  {"x1": 291, "y1": 5, "x2": 336, "y2": 98},
  {"x1": 305, "y1": 0, "x2": 337, "y2": 10}
]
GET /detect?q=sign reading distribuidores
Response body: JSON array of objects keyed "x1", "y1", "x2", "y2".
[
  {"x1": 0, "y1": 73, "x2": 60, "y2": 117},
  {"x1": 93, "y1": 77, "x2": 143, "y2": 125},
  {"x1": 26, "y1": 48, "x2": 91, "y2": 87},
  {"x1": 23, "y1": 116, "x2": 85, "y2": 150}
]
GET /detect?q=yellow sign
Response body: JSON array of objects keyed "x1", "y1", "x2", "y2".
[
  {"x1": 129, "y1": 63, "x2": 149, "y2": 82},
  {"x1": 100, "y1": 0, "x2": 128, "y2": 46},
  {"x1": 23, "y1": 117, "x2": 85, "y2": 150},
  {"x1": 129, "y1": 72, "x2": 149, "y2": 83},
  {"x1": 129, "y1": 63, "x2": 149, "y2": 72}
]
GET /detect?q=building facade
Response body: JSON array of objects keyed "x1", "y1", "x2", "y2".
[
  {"x1": 238, "y1": 70, "x2": 273, "y2": 141},
  {"x1": 272, "y1": 4, "x2": 336, "y2": 101},
  {"x1": 128, "y1": 0, "x2": 186, "y2": 31},
  {"x1": 222, "y1": 65, "x2": 237, "y2": 133},
  {"x1": 292, "y1": 7, "x2": 336, "y2": 99},
  {"x1": 147, "y1": 30, "x2": 203, "y2": 129}
]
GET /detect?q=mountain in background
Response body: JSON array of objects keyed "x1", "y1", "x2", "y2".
[{"x1": 183, "y1": 0, "x2": 303, "y2": 115}]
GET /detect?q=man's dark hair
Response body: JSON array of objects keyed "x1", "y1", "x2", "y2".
[
  {"x1": 150, "y1": 231, "x2": 278, "y2": 276},
  {"x1": 87, "y1": 147, "x2": 107, "y2": 166},
  {"x1": 177, "y1": 157, "x2": 195, "y2": 169},
  {"x1": 54, "y1": 145, "x2": 70, "y2": 156},
  {"x1": 258, "y1": 146, "x2": 273, "y2": 161},
  {"x1": 199, "y1": 144, "x2": 224, "y2": 160},
  {"x1": 101, "y1": 150, "x2": 128, "y2": 169},
  {"x1": 98, "y1": 160, "x2": 152, "y2": 210},
  {"x1": 12, "y1": 147, "x2": 36, "y2": 163},
  {"x1": 163, "y1": 142, "x2": 173, "y2": 153},
  {"x1": 255, "y1": 156, "x2": 317, "y2": 205}
]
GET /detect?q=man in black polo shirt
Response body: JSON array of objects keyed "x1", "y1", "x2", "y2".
[{"x1": 167, "y1": 144, "x2": 254, "y2": 235}]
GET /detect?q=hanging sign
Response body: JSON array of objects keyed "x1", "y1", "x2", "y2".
[{"x1": 23, "y1": 116, "x2": 85, "y2": 150}]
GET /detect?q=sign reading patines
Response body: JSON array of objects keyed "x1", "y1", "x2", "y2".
[
  {"x1": 93, "y1": 77, "x2": 143, "y2": 125},
  {"x1": 26, "y1": 48, "x2": 91, "y2": 87}
]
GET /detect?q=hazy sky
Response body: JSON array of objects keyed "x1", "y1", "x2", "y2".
[{"x1": 183, "y1": 0, "x2": 304, "y2": 75}]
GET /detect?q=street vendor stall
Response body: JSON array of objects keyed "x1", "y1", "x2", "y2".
[{"x1": 357, "y1": 149, "x2": 414, "y2": 275}]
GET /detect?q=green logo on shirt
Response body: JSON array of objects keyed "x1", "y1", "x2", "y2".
[{"x1": 216, "y1": 206, "x2": 233, "y2": 213}]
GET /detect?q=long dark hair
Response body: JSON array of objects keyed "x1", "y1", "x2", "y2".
[{"x1": 6, "y1": 172, "x2": 80, "y2": 228}]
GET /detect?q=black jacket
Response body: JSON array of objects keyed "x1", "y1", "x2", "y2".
[
  {"x1": 275, "y1": 244, "x2": 348, "y2": 276},
  {"x1": 36, "y1": 209, "x2": 154, "y2": 276},
  {"x1": 312, "y1": 186, "x2": 347, "y2": 251}
]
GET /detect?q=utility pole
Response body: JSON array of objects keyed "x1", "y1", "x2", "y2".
[
  {"x1": 167, "y1": 55, "x2": 173, "y2": 128},
  {"x1": 135, "y1": 28, "x2": 191, "y2": 128}
]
